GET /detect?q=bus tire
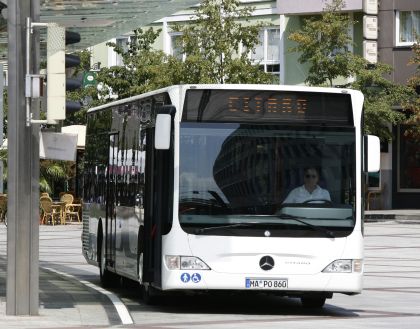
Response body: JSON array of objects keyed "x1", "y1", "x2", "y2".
[
  {"x1": 98, "y1": 227, "x2": 116, "y2": 288},
  {"x1": 141, "y1": 284, "x2": 159, "y2": 305},
  {"x1": 300, "y1": 296, "x2": 326, "y2": 308},
  {"x1": 137, "y1": 226, "x2": 144, "y2": 283}
]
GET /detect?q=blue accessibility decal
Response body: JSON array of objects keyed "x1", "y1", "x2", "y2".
[
  {"x1": 191, "y1": 273, "x2": 201, "y2": 283},
  {"x1": 181, "y1": 273, "x2": 190, "y2": 283}
]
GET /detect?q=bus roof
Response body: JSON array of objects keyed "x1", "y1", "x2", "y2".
[{"x1": 87, "y1": 84, "x2": 361, "y2": 114}]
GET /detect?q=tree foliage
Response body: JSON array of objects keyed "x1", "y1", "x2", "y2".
[
  {"x1": 0, "y1": 151, "x2": 73, "y2": 194},
  {"x1": 97, "y1": 0, "x2": 274, "y2": 102},
  {"x1": 287, "y1": 0, "x2": 416, "y2": 141},
  {"x1": 405, "y1": 41, "x2": 420, "y2": 128},
  {"x1": 39, "y1": 160, "x2": 73, "y2": 194},
  {"x1": 288, "y1": 0, "x2": 354, "y2": 87},
  {"x1": 174, "y1": 0, "x2": 274, "y2": 84},
  {"x1": 349, "y1": 57, "x2": 413, "y2": 140},
  {"x1": 97, "y1": 28, "x2": 181, "y2": 100}
]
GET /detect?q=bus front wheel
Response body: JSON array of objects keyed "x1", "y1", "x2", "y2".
[
  {"x1": 141, "y1": 284, "x2": 160, "y2": 305},
  {"x1": 137, "y1": 226, "x2": 144, "y2": 284},
  {"x1": 300, "y1": 296, "x2": 326, "y2": 308}
]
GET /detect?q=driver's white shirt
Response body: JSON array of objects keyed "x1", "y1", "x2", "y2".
[{"x1": 283, "y1": 185, "x2": 331, "y2": 204}]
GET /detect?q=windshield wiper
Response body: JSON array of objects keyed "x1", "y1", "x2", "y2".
[
  {"x1": 194, "y1": 223, "x2": 255, "y2": 234},
  {"x1": 275, "y1": 214, "x2": 335, "y2": 238},
  {"x1": 193, "y1": 216, "x2": 335, "y2": 238}
]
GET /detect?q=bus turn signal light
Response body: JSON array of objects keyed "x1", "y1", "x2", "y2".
[
  {"x1": 165, "y1": 256, "x2": 210, "y2": 270},
  {"x1": 322, "y1": 259, "x2": 363, "y2": 273}
]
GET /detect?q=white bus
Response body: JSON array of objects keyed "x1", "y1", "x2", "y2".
[{"x1": 82, "y1": 84, "x2": 380, "y2": 307}]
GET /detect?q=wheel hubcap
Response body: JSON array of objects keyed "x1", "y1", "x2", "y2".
[
  {"x1": 101, "y1": 240, "x2": 106, "y2": 275},
  {"x1": 138, "y1": 253, "x2": 143, "y2": 283}
]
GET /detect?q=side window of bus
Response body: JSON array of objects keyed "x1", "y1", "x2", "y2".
[
  {"x1": 115, "y1": 102, "x2": 141, "y2": 207},
  {"x1": 113, "y1": 108, "x2": 126, "y2": 207},
  {"x1": 84, "y1": 110, "x2": 112, "y2": 204},
  {"x1": 83, "y1": 134, "x2": 109, "y2": 204},
  {"x1": 137, "y1": 102, "x2": 146, "y2": 210}
]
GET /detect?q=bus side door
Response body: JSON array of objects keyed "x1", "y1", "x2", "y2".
[
  {"x1": 106, "y1": 133, "x2": 119, "y2": 269},
  {"x1": 143, "y1": 127, "x2": 173, "y2": 288}
]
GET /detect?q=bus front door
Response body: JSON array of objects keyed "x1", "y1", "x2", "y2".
[
  {"x1": 143, "y1": 126, "x2": 173, "y2": 288},
  {"x1": 105, "y1": 133, "x2": 118, "y2": 269}
]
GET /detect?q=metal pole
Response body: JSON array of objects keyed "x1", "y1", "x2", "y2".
[
  {"x1": 6, "y1": 0, "x2": 40, "y2": 315},
  {"x1": 0, "y1": 63, "x2": 4, "y2": 194}
]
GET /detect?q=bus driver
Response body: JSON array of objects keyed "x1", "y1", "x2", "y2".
[{"x1": 283, "y1": 167, "x2": 331, "y2": 204}]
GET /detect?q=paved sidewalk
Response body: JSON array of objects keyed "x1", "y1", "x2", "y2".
[
  {"x1": 0, "y1": 265, "x2": 119, "y2": 328},
  {"x1": 0, "y1": 224, "x2": 120, "y2": 329},
  {"x1": 0, "y1": 216, "x2": 420, "y2": 328}
]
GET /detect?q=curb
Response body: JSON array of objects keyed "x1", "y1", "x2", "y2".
[{"x1": 364, "y1": 215, "x2": 420, "y2": 223}]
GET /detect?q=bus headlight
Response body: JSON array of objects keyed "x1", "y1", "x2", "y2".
[
  {"x1": 165, "y1": 256, "x2": 210, "y2": 270},
  {"x1": 322, "y1": 259, "x2": 363, "y2": 273}
]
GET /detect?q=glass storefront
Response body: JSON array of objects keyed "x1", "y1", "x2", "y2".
[{"x1": 398, "y1": 125, "x2": 420, "y2": 192}]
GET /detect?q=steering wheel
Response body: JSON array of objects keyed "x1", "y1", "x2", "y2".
[{"x1": 302, "y1": 199, "x2": 333, "y2": 206}]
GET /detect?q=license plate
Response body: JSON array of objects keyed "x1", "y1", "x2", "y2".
[{"x1": 245, "y1": 278, "x2": 288, "y2": 289}]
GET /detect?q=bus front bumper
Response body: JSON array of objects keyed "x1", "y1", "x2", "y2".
[{"x1": 161, "y1": 269, "x2": 363, "y2": 295}]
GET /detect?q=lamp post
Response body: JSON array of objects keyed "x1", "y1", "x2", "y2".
[{"x1": 6, "y1": 0, "x2": 40, "y2": 315}]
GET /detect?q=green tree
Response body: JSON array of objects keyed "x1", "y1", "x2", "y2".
[
  {"x1": 288, "y1": 0, "x2": 415, "y2": 140},
  {"x1": 406, "y1": 41, "x2": 420, "y2": 126},
  {"x1": 96, "y1": 28, "x2": 180, "y2": 100},
  {"x1": 40, "y1": 160, "x2": 72, "y2": 195},
  {"x1": 0, "y1": 151, "x2": 72, "y2": 195},
  {"x1": 288, "y1": 0, "x2": 354, "y2": 87},
  {"x1": 349, "y1": 57, "x2": 413, "y2": 140},
  {"x1": 98, "y1": 0, "x2": 274, "y2": 101},
  {"x1": 174, "y1": 0, "x2": 274, "y2": 84}
]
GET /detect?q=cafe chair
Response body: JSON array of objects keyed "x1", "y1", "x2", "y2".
[
  {"x1": 61, "y1": 193, "x2": 81, "y2": 223},
  {"x1": 367, "y1": 184, "x2": 385, "y2": 210},
  {"x1": 40, "y1": 196, "x2": 62, "y2": 225},
  {"x1": 0, "y1": 194, "x2": 7, "y2": 223}
]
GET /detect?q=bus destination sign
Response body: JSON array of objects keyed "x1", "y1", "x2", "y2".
[{"x1": 183, "y1": 89, "x2": 353, "y2": 126}]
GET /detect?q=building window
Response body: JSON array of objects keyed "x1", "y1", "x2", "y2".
[
  {"x1": 398, "y1": 125, "x2": 420, "y2": 192},
  {"x1": 250, "y1": 28, "x2": 281, "y2": 78},
  {"x1": 170, "y1": 33, "x2": 185, "y2": 61},
  {"x1": 396, "y1": 11, "x2": 420, "y2": 46},
  {"x1": 115, "y1": 37, "x2": 129, "y2": 66}
]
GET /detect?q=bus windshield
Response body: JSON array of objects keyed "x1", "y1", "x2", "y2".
[{"x1": 179, "y1": 122, "x2": 356, "y2": 238}]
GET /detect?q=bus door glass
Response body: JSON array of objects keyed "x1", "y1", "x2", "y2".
[
  {"x1": 143, "y1": 127, "x2": 157, "y2": 283},
  {"x1": 143, "y1": 121, "x2": 174, "y2": 287},
  {"x1": 106, "y1": 133, "x2": 119, "y2": 266}
]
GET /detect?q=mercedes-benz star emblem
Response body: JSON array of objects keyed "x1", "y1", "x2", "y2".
[{"x1": 259, "y1": 256, "x2": 275, "y2": 271}]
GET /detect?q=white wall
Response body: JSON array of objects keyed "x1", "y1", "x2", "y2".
[{"x1": 278, "y1": 0, "x2": 362, "y2": 14}]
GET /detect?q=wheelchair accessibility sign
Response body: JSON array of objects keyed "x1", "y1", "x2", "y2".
[
  {"x1": 191, "y1": 273, "x2": 201, "y2": 283},
  {"x1": 181, "y1": 273, "x2": 201, "y2": 283}
]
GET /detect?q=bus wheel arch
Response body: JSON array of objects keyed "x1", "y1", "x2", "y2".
[
  {"x1": 300, "y1": 294, "x2": 329, "y2": 308},
  {"x1": 141, "y1": 283, "x2": 160, "y2": 305}
]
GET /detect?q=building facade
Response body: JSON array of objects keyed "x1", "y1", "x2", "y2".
[
  {"x1": 89, "y1": 0, "x2": 419, "y2": 209},
  {"x1": 90, "y1": 0, "x2": 365, "y2": 86},
  {"x1": 377, "y1": 0, "x2": 420, "y2": 209}
]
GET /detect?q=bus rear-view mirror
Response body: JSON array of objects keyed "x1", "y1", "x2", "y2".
[
  {"x1": 155, "y1": 113, "x2": 172, "y2": 150},
  {"x1": 367, "y1": 135, "x2": 380, "y2": 173}
]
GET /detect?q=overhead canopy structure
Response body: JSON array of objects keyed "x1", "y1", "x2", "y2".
[{"x1": 0, "y1": 0, "x2": 199, "y2": 61}]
